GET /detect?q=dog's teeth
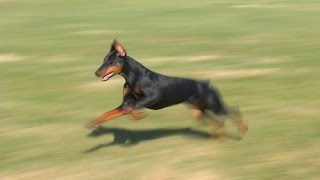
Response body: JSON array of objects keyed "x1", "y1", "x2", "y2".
[
  {"x1": 102, "y1": 73, "x2": 114, "y2": 81},
  {"x1": 102, "y1": 72, "x2": 114, "y2": 81},
  {"x1": 107, "y1": 73, "x2": 114, "y2": 77}
]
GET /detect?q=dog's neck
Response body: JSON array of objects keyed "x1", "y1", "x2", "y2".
[{"x1": 121, "y1": 56, "x2": 151, "y2": 85}]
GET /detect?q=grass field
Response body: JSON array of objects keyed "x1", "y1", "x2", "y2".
[{"x1": 1, "y1": 0, "x2": 320, "y2": 179}]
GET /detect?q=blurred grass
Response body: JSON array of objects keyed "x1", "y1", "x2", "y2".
[{"x1": 1, "y1": 0, "x2": 320, "y2": 179}]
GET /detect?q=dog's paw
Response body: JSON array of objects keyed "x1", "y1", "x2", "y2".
[
  {"x1": 238, "y1": 122, "x2": 248, "y2": 134},
  {"x1": 85, "y1": 121, "x2": 100, "y2": 130},
  {"x1": 130, "y1": 111, "x2": 147, "y2": 120}
]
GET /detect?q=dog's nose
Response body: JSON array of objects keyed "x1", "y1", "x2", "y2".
[{"x1": 95, "y1": 70, "x2": 100, "y2": 77}]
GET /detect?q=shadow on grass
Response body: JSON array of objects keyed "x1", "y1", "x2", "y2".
[{"x1": 85, "y1": 126, "x2": 241, "y2": 153}]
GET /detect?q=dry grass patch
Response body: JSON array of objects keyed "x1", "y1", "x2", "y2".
[
  {"x1": 266, "y1": 146, "x2": 319, "y2": 167},
  {"x1": 280, "y1": 106, "x2": 318, "y2": 116},
  {"x1": 80, "y1": 78, "x2": 124, "y2": 90},
  {"x1": 230, "y1": 4, "x2": 283, "y2": 9},
  {"x1": 0, "y1": 54, "x2": 28, "y2": 63},
  {"x1": 72, "y1": 30, "x2": 122, "y2": 35},
  {"x1": 145, "y1": 55, "x2": 221, "y2": 63},
  {"x1": 46, "y1": 55, "x2": 78, "y2": 63},
  {"x1": 141, "y1": 167, "x2": 229, "y2": 180},
  {"x1": 194, "y1": 68, "x2": 278, "y2": 79}
]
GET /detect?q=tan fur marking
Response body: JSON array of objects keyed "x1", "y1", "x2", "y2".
[
  {"x1": 89, "y1": 107, "x2": 133, "y2": 127},
  {"x1": 133, "y1": 86, "x2": 142, "y2": 95},
  {"x1": 100, "y1": 62, "x2": 122, "y2": 77},
  {"x1": 191, "y1": 106, "x2": 205, "y2": 120},
  {"x1": 123, "y1": 87, "x2": 130, "y2": 96},
  {"x1": 191, "y1": 109, "x2": 203, "y2": 119}
]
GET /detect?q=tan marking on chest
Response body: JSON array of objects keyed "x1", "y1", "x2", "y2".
[
  {"x1": 133, "y1": 86, "x2": 142, "y2": 95},
  {"x1": 123, "y1": 87, "x2": 130, "y2": 96}
]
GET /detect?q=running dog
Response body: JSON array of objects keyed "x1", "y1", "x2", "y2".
[{"x1": 87, "y1": 40, "x2": 248, "y2": 134}]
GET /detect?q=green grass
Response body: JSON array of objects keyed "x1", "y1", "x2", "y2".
[{"x1": 1, "y1": 0, "x2": 320, "y2": 179}]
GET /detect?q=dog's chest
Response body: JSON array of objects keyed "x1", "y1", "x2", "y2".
[{"x1": 127, "y1": 83, "x2": 144, "y2": 98}]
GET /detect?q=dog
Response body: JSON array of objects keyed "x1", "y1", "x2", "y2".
[{"x1": 87, "y1": 40, "x2": 248, "y2": 134}]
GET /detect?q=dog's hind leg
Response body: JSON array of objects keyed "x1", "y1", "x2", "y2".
[
  {"x1": 202, "y1": 88, "x2": 231, "y2": 135},
  {"x1": 227, "y1": 107, "x2": 248, "y2": 134},
  {"x1": 187, "y1": 101, "x2": 225, "y2": 135},
  {"x1": 206, "y1": 88, "x2": 248, "y2": 134},
  {"x1": 191, "y1": 105, "x2": 205, "y2": 120},
  {"x1": 204, "y1": 88, "x2": 228, "y2": 119}
]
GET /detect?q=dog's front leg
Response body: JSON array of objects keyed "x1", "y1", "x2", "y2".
[
  {"x1": 86, "y1": 106, "x2": 134, "y2": 129},
  {"x1": 134, "y1": 94, "x2": 160, "y2": 109},
  {"x1": 86, "y1": 84, "x2": 146, "y2": 129}
]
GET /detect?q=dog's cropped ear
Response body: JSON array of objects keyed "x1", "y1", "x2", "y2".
[
  {"x1": 109, "y1": 41, "x2": 115, "y2": 52},
  {"x1": 112, "y1": 39, "x2": 126, "y2": 57}
]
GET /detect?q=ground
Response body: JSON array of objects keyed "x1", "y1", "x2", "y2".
[{"x1": 1, "y1": 0, "x2": 320, "y2": 179}]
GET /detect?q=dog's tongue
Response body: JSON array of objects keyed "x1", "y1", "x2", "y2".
[{"x1": 102, "y1": 72, "x2": 114, "y2": 81}]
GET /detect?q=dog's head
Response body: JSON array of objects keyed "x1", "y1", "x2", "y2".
[{"x1": 95, "y1": 39, "x2": 127, "y2": 81}]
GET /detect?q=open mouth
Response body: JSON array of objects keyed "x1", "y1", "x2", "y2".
[{"x1": 102, "y1": 72, "x2": 115, "y2": 81}]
